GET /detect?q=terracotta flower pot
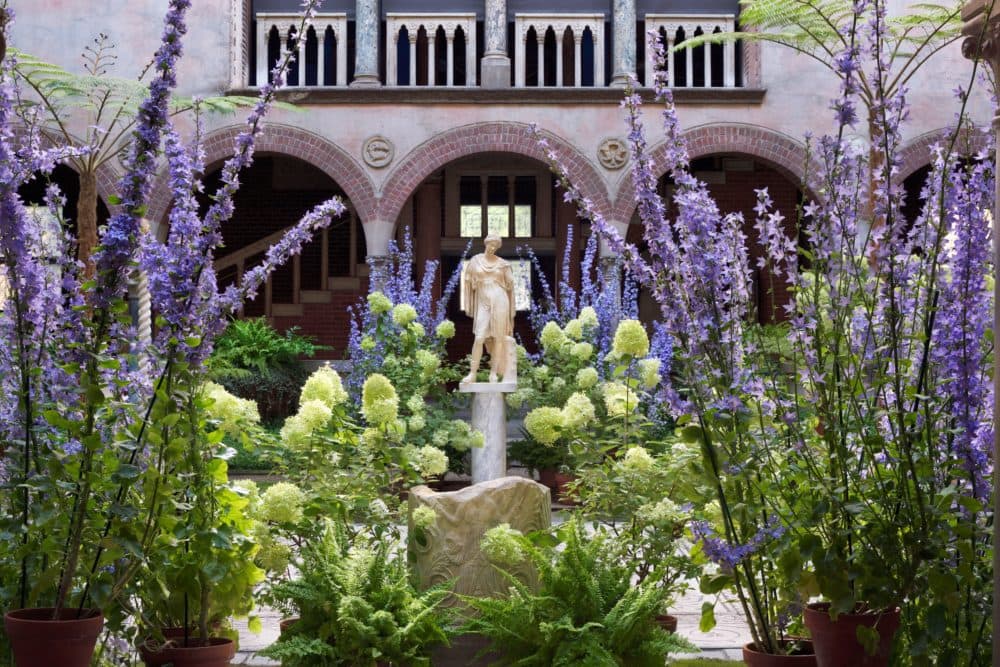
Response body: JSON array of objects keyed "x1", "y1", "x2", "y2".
[
  {"x1": 742, "y1": 640, "x2": 816, "y2": 666},
  {"x1": 279, "y1": 617, "x2": 299, "y2": 635},
  {"x1": 655, "y1": 614, "x2": 678, "y2": 633},
  {"x1": 537, "y1": 468, "x2": 577, "y2": 504},
  {"x1": 138, "y1": 629, "x2": 235, "y2": 667},
  {"x1": 4, "y1": 607, "x2": 103, "y2": 667},
  {"x1": 803, "y1": 603, "x2": 900, "y2": 667}
]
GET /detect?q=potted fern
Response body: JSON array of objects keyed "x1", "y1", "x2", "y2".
[
  {"x1": 259, "y1": 518, "x2": 451, "y2": 667},
  {"x1": 462, "y1": 517, "x2": 696, "y2": 666}
]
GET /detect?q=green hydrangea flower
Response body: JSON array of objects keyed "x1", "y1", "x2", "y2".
[
  {"x1": 408, "y1": 321, "x2": 426, "y2": 337},
  {"x1": 562, "y1": 392, "x2": 596, "y2": 430},
  {"x1": 427, "y1": 429, "x2": 446, "y2": 448},
  {"x1": 260, "y1": 482, "x2": 307, "y2": 524},
  {"x1": 524, "y1": 406, "x2": 564, "y2": 445},
  {"x1": 535, "y1": 365, "x2": 550, "y2": 380},
  {"x1": 297, "y1": 399, "x2": 333, "y2": 431},
  {"x1": 563, "y1": 318, "x2": 584, "y2": 340},
  {"x1": 360, "y1": 336, "x2": 376, "y2": 351},
  {"x1": 300, "y1": 365, "x2": 349, "y2": 408},
  {"x1": 612, "y1": 319, "x2": 650, "y2": 358},
  {"x1": 254, "y1": 529, "x2": 292, "y2": 572},
  {"x1": 637, "y1": 497, "x2": 689, "y2": 526},
  {"x1": 571, "y1": 342, "x2": 594, "y2": 361},
  {"x1": 407, "y1": 394, "x2": 426, "y2": 414},
  {"x1": 578, "y1": 306, "x2": 599, "y2": 328},
  {"x1": 620, "y1": 446, "x2": 655, "y2": 473},
  {"x1": 280, "y1": 414, "x2": 313, "y2": 450},
  {"x1": 481, "y1": 523, "x2": 526, "y2": 567},
  {"x1": 415, "y1": 445, "x2": 449, "y2": 477},
  {"x1": 367, "y1": 290, "x2": 393, "y2": 315},
  {"x1": 602, "y1": 381, "x2": 637, "y2": 418},
  {"x1": 540, "y1": 321, "x2": 566, "y2": 351},
  {"x1": 576, "y1": 367, "x2": 599, "y2": 389},
  {"x1": 408, "y1": 414, "x2": 426, "y2": 432},
  {"x1": 412, "y1": 506, "x2": 437, "y2": 531},
  {"x1": 362, "y1": 374, "x2": 399, "y2": 426},
  {"x1": 551, "y1": 377, "x2": 566, "y2": 392},
  {"x1": 203, "y1": 382, "x2": 260, "y2": 435},
  {"x1": 416, "y1": 349, "x2": 440, "y2": 377},
  {"x1": 638, "y1": 357, "x2": 662, "y2": 389},
  {"x1": 392, "y1": 303, "x2": 418, "y2": 326},
  {"x1": 435, "y1": 319, "x2": 456, "y2": 339}
]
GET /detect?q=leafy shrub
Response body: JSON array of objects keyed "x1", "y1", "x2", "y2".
[{"x1": 209, "y1": 318, "x2": 324, "y2": 420}]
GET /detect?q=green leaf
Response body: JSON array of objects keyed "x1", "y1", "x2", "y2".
[
  {"x1": 699, "y1": 602, "x2": 716, "y2": 632},
  {"x1": 111, "y1": 464, "x2": 142, "y2": 483}
]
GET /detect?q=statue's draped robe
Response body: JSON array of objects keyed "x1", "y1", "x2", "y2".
[{"x1": 462, "y1": 253, "x2": 515, "y2": 380}]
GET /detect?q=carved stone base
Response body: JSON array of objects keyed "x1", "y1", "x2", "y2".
[
  {"x1": 481, "y1": 53, "x2": 511, "y2": 89},
  {"x1": 408, "y1": 477, "x2": 551, "y2": 605}
]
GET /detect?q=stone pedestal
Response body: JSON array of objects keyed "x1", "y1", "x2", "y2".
[
  {"x1": 459, "y1": 381, "x2": 515, "y2": 483},
  {"x1": 408, "y1": 477, "x2": 551, "y2": 603},
  {"x1": 481, "y1": 53, "x2": 511, "y2": 88},
  {"x1": 481, "y1": 0, "x2": 510, "y2": 88}
]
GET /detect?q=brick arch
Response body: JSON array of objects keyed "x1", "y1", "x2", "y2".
[
  {"x1": 376, "y1": 122, "x2": 611, "y2": 226},
  {"x1": 610, "y1": 123, "x2": 811, "y2": 222},
  {"x1": 146, "y1": 123, "x2": 377, "y2": 228},
  {"x1": 896, "y1": 127, "x2": 989, "y2": 184},
  {"x1": 12, "y1": 125, "x2": 121, "y2": 211}
]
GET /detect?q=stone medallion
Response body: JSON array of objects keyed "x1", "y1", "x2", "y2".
[
  {"x1": 597, "y1": 137, "x2": 628, "y2": 170},
  {"x1": 362, "y1": 135, "x2": 394, "y2": 168}
]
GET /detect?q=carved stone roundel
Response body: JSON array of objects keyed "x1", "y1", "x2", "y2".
[
  {"x1": 597, "y1": 137, "x2": 628, "y2": 170},
  {"x1": 363, "y1": 135, "x2": 394, "y2": 168}
]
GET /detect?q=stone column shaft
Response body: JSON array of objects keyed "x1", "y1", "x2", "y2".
[
  {"x1": 469, "y1": 392, "x2": 508, "y2": 483},
  {"x1": 353, "y1": 0, "x2": 381, "y2": 86},
  {"x1": 611, "y1": 0, "x2": 636, "y2": 87},
  {"x1": 481, "y1": 0, "x2": 511, "y2": 88}
]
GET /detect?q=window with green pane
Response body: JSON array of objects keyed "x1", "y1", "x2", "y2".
[{"x1": 458, "y1": 174, "x2": 535, "y2": 238}]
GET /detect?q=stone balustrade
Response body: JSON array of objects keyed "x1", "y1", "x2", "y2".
[
  {"x1": 386, "y1": 13, "x2": 478, "y2": 86},
  {"x1": 255, "y1": 13, "x2": 348, "y2": 87},
  {"x1": 644, "y1": 14, "x2": 737, "y2": 88},
  {"x1": 249, "y1": 10, "x2": 743, "y2": 91},
  {"x1": 514, "y1": 13, "x2": 605, "y2": 87}
]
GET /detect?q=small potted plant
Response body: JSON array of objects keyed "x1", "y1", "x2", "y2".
[
  {"x1": 462, "y1": 518, "x2": 696, "y2": 665},
  {"x1": 135, "y1": 383, "x2": 265, "y2": 667}
]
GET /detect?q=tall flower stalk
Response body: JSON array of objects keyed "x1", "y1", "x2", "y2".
[{"x1": 0, "y1": 0, "x2": 339, "y2": 639}]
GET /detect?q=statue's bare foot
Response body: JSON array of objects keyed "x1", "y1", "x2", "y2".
[
  {"x1": 489, "y1": 373, "x2": 498, "y2": 383},
  {"x1": 461, "y1": 373, "x2": 476, "y2": 384}
]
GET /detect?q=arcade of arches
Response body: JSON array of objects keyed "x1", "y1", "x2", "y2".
[{"x1": 189, "y1": 151, "x2": 805, "y2": 360}]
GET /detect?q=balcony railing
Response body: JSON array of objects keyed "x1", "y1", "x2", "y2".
[
  {"x1": 644, "y1": 14, "x2": 737, "y2": 88},
  {"x1": 248, "y1": 11, "x2": 744, "y2": 90},
  {"x1": 386, "y1": 13, "x2": 478, "y2": 86},
  {"x1": 514, "y1": 13, "x2": 605, "y2": 87},
  {"x1": 255, "y1": 12, "x2": 349, "y2": 87}
]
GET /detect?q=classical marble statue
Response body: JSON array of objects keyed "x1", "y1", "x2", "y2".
[{"x1": 461, "y1": 233, "x2": 516, "y2": 384}]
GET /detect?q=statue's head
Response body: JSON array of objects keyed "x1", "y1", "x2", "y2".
[{"x1": 484, "y1": 233, "x2": 502, "y2": 253}]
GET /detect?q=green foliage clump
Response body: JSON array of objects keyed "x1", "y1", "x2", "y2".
[
  {"x1": 259, "y1": 520, "x2": 451, "y2": 667},
  {"x1": 462, "y1": 518, "x2": 695, "y2": 666},
  {"x1": 209, "y1": 318, "x2": 324, "y2": 421}
]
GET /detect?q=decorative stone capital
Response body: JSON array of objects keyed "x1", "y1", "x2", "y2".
[{"x1": 962, "y1": 0, "x2": 1000, "y2": 76}]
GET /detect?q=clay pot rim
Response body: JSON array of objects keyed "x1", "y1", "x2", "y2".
[
  {"x1": 4, "y1": 607, "x2": 103, "y2": 624},
  {"x1": 743, "y1": 639, "x2": 815, "y2": 657},
  {"x1": 805, "y1": 601, "x2": 901, "y2": 619},
  {"x1": 139, "y1": 636, "x2": 234, "y2": 653}
]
